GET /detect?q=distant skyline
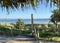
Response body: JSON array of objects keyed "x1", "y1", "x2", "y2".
[{"x1": 0, "y1": 2, "x2": 57, "y2": 19}]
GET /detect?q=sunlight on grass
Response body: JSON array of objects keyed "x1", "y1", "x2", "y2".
[
  {"x1": 52, "y1": 37, "x2": 60, "y2": 41},
  {"x1": 39, "y1": 37, "x2": 60, "y2": 41}
]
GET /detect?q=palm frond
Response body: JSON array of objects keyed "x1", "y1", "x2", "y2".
[{"x1": 0, "y1": 0, "x2": 60, "y2": 11}]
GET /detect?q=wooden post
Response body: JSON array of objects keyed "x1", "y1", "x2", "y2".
[
  {"x1": 31, "y1": 14, "x2": 34, "y2": 35},
  {"x1": 31, "y1": 14, "x2": 37, "y2": 39}
]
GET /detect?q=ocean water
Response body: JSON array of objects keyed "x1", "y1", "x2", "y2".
[{"x1": 0, "y1": 19, "x2": 50, "y2": 24}]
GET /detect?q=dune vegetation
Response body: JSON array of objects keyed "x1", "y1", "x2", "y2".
[{"x1": 0, "y1": 19, "x2": 60, "y2": 41}]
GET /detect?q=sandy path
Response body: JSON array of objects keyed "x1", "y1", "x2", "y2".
[
  {"x1": 0, "y1": 37, "x2": 59, "y2": 43},
  {"x1": 0, "y1": 39, "x2": 59, "y2": 43}
]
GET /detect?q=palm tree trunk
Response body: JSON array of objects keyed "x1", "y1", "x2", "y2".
[
  {"x1": 59, "y1": 6, "x2": 60, "y2": 11},
  {"x1": 55, "y1": 23, "x2": 58, "y2": 32},
  {"x1": 19, "y1": 27, "x2": 21, "y2": 35},
  {"x1": 37, "y1": 28, "x2": 39, "y2": 38}
]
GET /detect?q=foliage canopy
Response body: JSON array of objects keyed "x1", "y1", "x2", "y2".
[
  {"x1": 50, "y1": 9, "x2": 60, "y2": 24},
  {"x1": 0, "y1": 0, "x2": 60, "y2": 10}
]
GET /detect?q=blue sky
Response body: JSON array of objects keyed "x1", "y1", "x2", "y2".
[{"x1": 0, "y1": 2, "x2": 57, "y2": 19}]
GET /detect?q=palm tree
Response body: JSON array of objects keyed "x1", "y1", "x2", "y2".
[
  {"x1": 0, "y1": 0, "x2": 60, "y2": 10},
  {"x1": 50, "y1": 9, "x2": 60, "y2": 32},
  {"x1": 0, "y1": 0, "x2": 60, "y2": 38},
  {"x1": 0, "y1": 0, "x2": 39, "y2": 9}
]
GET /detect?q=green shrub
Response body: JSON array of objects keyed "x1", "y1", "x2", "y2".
[{"x1": 21, "y1": 30, "x2": 32, "y2": 34}]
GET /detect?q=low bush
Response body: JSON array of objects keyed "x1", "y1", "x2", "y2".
[
  {"x1": 21, "y1": 30, "x2": 32, "y2": 34},
  {"x1": 39, "y1": 30, "x2": 60, "y2": 38}
]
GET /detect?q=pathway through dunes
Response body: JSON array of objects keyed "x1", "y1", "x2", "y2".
[
  {"x1": 0, "y1": 36, "x2": 60, "y2": 43},
  {"x1": 0, "y1": 39, "x2": 59, "y2": 43}
]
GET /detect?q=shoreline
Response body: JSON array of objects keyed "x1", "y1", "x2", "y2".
[{"x1": 0, "y1": 22, "x2": 60, "y2": 24}]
